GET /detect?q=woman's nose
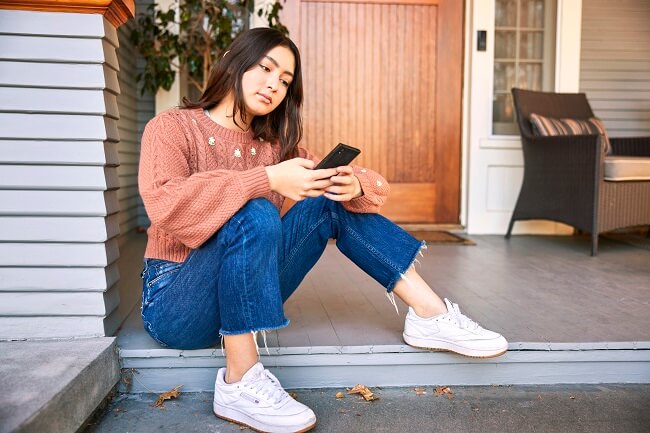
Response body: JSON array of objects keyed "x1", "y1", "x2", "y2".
[{"x1": 266, "y1": 77, "x2": 279, "y2": 91}]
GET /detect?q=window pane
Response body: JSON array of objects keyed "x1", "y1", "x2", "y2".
[
  {"x1": 519, "y1": 31, "x2": 544, "y2": 59},
  {"x1": 493, "y1": 93, "x2": 518, "y2": 135},
  {"x1": 495, "y1": 31, "x2": 517, "y2": 59},
  {"x1": 492, "y1": 0, "x2": 556, "y2": 135},
  {"x1": 495, "y1": 0, "x2": 517, "y2": 27},
  {"x1": 517, "y1": 63, "x2": 543, "y2": 90},
  {"x1": 494, "y1": 62, "x2": 517, "y2": 92},
  {"x1": 520, "y1": 0, "x2": 545, "y2": 28}
]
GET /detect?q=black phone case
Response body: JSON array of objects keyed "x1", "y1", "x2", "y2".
[{"x1": 315, "y1": 143, "x2": 361, "y2": 169}]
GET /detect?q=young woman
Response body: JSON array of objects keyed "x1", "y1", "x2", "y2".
[{"x1": 139, "y1": 27, "x2": 507, "y2": 433}]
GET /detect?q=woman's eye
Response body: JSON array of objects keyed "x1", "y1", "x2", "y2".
[
  {"x1": 280, "y1": 79, "x2": 290, "y2": 87},
  {"x1": 259, "y1": 64, "x2": 270, "y2": 72}
]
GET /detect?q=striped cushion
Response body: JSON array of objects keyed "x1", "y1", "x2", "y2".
[{"x1": 529, "y1": 113, "x2": 612, "y2": 155}]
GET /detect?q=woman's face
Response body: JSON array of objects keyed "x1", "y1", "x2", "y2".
[{"x1": 241, "y1": 45, "x2": 295, "y2": 118}]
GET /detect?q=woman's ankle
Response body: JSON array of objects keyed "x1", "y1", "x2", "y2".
[
  {"x1": 223, "y1": 333, "x2": 259, "y2": 383},
  {"x1": 225, "y1": 361, "x2": 257, "y2": 384}
]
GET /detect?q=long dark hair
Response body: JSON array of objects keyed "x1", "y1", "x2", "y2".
[{"x1": 184, "y1": 28, "x2": 303, "y2": 161}]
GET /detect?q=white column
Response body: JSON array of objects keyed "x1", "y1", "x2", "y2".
[{"x1": 0, "y1": 10, "x2": 124, "y2": 339}]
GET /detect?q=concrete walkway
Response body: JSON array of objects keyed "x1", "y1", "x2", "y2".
[{"x1": 84, "y1": 384, "x2": 649, "y2": 433}]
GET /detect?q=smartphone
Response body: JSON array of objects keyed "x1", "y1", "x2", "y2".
[{"x1": 315, "y1": 143, "x2": 361, "y2": 169}]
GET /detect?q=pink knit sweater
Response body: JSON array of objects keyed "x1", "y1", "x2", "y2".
[{"x1": 139, "y1": 107, "x2": 390, "y2": 262}]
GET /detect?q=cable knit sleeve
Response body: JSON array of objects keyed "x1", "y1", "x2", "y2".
[
  {"x1": 297, "y1": 147, "x2": 389, "y2": 213},
  {"x1": 139, "y1": 113, "x2": 272, "y2": 249}
]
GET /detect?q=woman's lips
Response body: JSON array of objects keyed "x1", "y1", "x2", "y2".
[{"x1": 257, "y1": 93, "x2": 272, "y2": 104}]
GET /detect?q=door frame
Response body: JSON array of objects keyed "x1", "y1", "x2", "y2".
[{"x1": 462, "y1": 0, "x2": 584, "y2": 234}]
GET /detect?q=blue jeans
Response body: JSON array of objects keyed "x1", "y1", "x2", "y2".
[{"x1": 141, "y1": 197, "x2": 423, "y2": 349}]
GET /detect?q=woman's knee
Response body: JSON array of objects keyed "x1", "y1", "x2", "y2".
[{"x1": 227, "y1": 198, "x2": 282, "y2": 240}]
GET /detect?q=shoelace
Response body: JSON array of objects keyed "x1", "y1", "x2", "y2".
[
  {"x1": 247, "y1": 369, "x2": 290, "y2": 404},
  {"x1": 447, "y1": 301, "x2": 480, "y2": 331}
]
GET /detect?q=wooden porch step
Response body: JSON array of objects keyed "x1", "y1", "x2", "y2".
[{"x1": 118, "y1": 341, "x2": 650, "y2": 393}]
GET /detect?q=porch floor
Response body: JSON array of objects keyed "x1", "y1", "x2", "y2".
[{"x1": 117, "y1": 234, "x2": 650, "y2": 391}]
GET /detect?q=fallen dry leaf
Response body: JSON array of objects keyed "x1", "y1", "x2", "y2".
[
  {"x1": 434, "y1": 386, "x2": 454, "y2": 399},
  {"x1": 434, "y1": 386, "x2": 454, "y2": 396},
  {"x1": 414, "y1": 387, "x2": 427, "y2": 396},
  {"x1": 347, "y1": 384, "x2": 379, "y2": 401},
  {"x1": 289, "y1": 392, "x2": 298, "y2": 400},
  {"x1": 335, "y1": 391, "x2": 345, "y2": 399},
  {"x1": 154, "y1": 385, "x2": 182, "y2": 408}
]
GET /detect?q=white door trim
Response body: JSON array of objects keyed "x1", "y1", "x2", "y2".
[{"x1": 463, "y1": 0, "x2": 583, "y2": 234}]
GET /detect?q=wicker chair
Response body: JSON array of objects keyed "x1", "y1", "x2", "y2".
[{"x1": 505, "y1": 88, "x2": 650, "y2": 255}]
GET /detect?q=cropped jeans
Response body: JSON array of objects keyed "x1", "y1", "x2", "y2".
[{"x1": 141, "y1": 196, "x2": 423, "y2": 349}]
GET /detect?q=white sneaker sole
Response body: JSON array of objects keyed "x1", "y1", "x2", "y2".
[
  {"x1": 403, "y1": 333, "x2": 508, "y2": 358},
  {"x1": 213, "y1": 400, "x2": 317, "y2": 433}
]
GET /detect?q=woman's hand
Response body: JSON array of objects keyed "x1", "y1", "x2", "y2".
[
  {"x1": 322, "y1": 166, "x2": 363, "y2": 202},
  {"x1": 265, "y1": 158, "x2": 338, "y2": 201}
]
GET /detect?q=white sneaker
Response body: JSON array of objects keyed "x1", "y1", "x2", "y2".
[
  {"x1": 213, "y1": 362, "x2": 316, "y2": 433},
  {"x1": 403, "y1": 298, "x2": 508, "y2": 358}
]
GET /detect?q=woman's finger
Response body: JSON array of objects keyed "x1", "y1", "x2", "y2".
[
  {"x1": 303, "y1": 188, "x2": 325, "y2": 198},
  {"x1": 325, "y1": 185, "x2": 353, "y2": 195},
  {"x1": 329, "y1": 175, "x2": 352, "y2": 185},
  {"x1": 336, "y1": 166, "x2": 354, "y2": 175},
  {"x1": 324, "y1": 192, "x2": 350, "y2": 202},
  {"x1": 311, "y1": 178, "x2": 334, "y2": 190},
  {"x1": 312, "y1": 168, "x2": 338, "y2": 180}
]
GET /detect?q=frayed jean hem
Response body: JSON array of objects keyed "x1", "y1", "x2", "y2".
[
  {"x1": 385, "y1": 240, "x2": 428, "y2": 292},
  {"x1": 218, "y1": 319, "x2": 291, "y2": 336}
]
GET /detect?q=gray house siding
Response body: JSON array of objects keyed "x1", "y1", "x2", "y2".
[
  {"x1": 112, "y1": 8, "x2": 154, "y2": 326},
  {"x1": 580, "y1": 0, "x2": 650, "y2": 136},
  {"x1": 0, "y1": 10, "x2": 123, "y2": 339},
  {"x1": 116, "y1": 20, "x2": 142, "y2": 239},
  {"x1": 135, "y1": 0, "x2": 156, "y2": 229}
]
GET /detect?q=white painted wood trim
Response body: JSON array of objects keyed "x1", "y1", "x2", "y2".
[
  {"x1": 459, "y1": 0, "x2": 473, "y2": 228},
  {"x1": 0, "y1": 166, "x2": 120, "y2": 190},
  {"x1": 0, "y1": 88, "x2": 120, "y2": 117},
  {"x1": 0, "y1": 190, "x2": 120, "y2": 216},
  {"x1": 0, "y1": 35, "x2": 118, "y2": 67},
  {"x1": 0, "y1": 61, "x2": 118, "y2": 90},
  {"x1": 0, "y1": 10, "x2": 110, "y2": 39},
  {"x1": 0, "y1": 140, "x2": 119, "y2": 165},
  {"x1": 0, "y1": 215, "x2": 120, "y2": 242},
  {"x1": 0, "y1": 239, "x2": 120, "y2": 267},
  {"x1": 555, "y1": 0, "x2": 582, "y2": 92},
  {"x1": 0, "y1": 114, "x2": 120, "y2": 141},
  {"x1": 0, "y1": 316, "x2": 108, "y2": 340},
  {"x1": 0, "y1": 285, "x2": 120, "y2": 315},
  {"x1": 0, "y1": 9, "x2": 131, "y2": 341},
  {"x1": 118, "y1": 346, "x2": 650, "y2": 392},
  {"x1": 0, "y1": 263, "x2": 120, "y2": 291},
  {"x1": 465, "y1": 0, "x2": 581, "y2": 234}
]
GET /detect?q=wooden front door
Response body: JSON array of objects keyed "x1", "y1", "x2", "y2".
[{"x1": 282, "y1": 0, "x2": 463, "y2": 223}]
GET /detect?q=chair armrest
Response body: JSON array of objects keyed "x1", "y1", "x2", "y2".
[
  {"x1": 516, "y1": 134, "x2": 602, "y2": 226},
  {"x1": 610, "y1": 137, "x2": 650, "y2": 156},
  {"x1": 522, "y1": 134, "x2": 602, "y2": 179}
]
